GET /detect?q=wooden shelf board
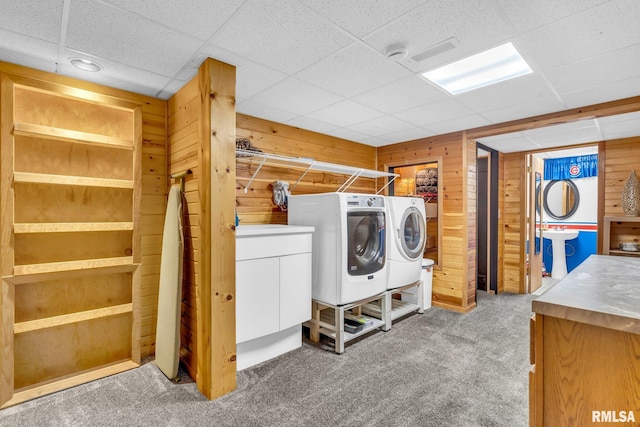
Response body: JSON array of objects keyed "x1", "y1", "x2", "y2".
[
  {"x1": 14, "y1": 171, "x2": 134, "y2": 189},
  {"x1": 12, "y1": 257, "x2": 135, "y2": 279},
  {"x1": 2, "y1": 360, "x2": 139, "y2": 409},
  {"x1": 13, "y1": 122, "x2": 133, "y2": 150},
  {"x1": 14, "y1": 222, "x2": 134, "y2": 233},
  {"x1": 4, "y1": 263, "x2": 140, "y2": 285},
  {"x1": 14, "y1": 303, "x2": 133, "y2": 334},
  {"x1": 608, "y1": 249, "x2": 640, "y2": 256}
]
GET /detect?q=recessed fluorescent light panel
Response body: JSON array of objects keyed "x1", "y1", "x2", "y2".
[{"x1": 421, "y1": 42, "x2": 532, "y2": 95}]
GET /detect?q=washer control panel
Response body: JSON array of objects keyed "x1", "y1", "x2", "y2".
[{"x1": 346, "y1": 194, "x2": 385, "y2": 208}]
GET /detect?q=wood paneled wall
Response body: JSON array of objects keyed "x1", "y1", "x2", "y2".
[
  {"x1": 167, "y1": 76, "x2": 200, "y2": 379},
  {"x1": 377, "y1": 133, "x2": 476, "y2": 312},
  {"x1": 236, "y1": 114, "x2": 377, "y2": 224},
  {"x1": 501, "y1": 153, "x2": 525, "y2": 294},
  {"x1": 168, "y1": 58, "x2": 237, "y2": 400},
  {"x1": 0, "y1": 61, "x2": 167, "y2": 360},
  {"x1": 602, "y1": 137, "x2": 640, "y2": 217}
]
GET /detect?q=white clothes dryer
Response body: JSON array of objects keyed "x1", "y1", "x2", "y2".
[
  {"x1": 288, "y1": 192, "x2": 387, "y2": 306},
  {"x1": 386, "y1": 196, "x2": 426, "y2": 290}
]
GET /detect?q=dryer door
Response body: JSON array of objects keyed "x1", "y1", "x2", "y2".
[
  {"x1": 398, "y1": 207, "x2": 426, "y2": 260},
  {"x1": 347, "y1": 211, "x2": 385, "y2": 276}
]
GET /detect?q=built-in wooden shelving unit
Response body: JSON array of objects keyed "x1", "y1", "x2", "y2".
[
  {"x1": 602, "y1": 216, "x2": 640, "y2": 257},
  {"x1": 0, "y1": 74, "x2": 142, "y2": 407}
]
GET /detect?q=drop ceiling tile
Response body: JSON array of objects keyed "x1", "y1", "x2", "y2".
[
  {"x1": 481, "y1": 96, "x2": 566, "y2": 124},
  {"x1": 478, "y1": 136, "x2": 541, "y2": 154},
  {"x1": 60, "y1": 49, "x2": 173, "y2": 97},
  {"x1": 102, "y1": 0, "x2": 243, "y2": 41},
  {"x1": 528, "y1": 125, "x2": 603, "y2": 147},
  {"x1": 598, "y1": 112, "x2": 640, "y2": 140},
  {"x1": 525, "y1": 120, "x2": 597, "y2": 136},
  {"x1": 236, "y1": 100, "x2": 298, "y2": 124},
  {"x1": 67, "y1": 0, "x2": 203, "y2": 77},
  {"x1": 520, "y1": 0, "x2": 640, "y2": 69},
  {"x1": 324, "y1": 127, "x2": 372, "y2": 143},
  {"x1": 456, "y1": 73, "x2": 558, "y2": 113},
  {"x1": 0, "y1": 30, "x2": 58, "y2": 73},
  {"x1": 364, "y1": 0, "x2": 514, "y2": 73},
  {"x1": 249, "y1": 78, "x2": 343, "y2": 116},
  {"x1": 380, "y1": 127, "x2": 436, "y2": 144},
  {"x1": 299, "y1": 0, "x2": 428, "y2": 37},
  {"x1": 426, "y1": 114, "x2": 492, "y2": 135},
  {"x1": 0, "y1": 0, "x2": 63, "y2": 43},
  {"x1": 285, "y1": 116, "x2": 339, "y2": 135},
  {"x1": 545, "y1": 44, "x2": 640, "y2": 95},
  {"x1": 209, "y1": 0, "x2": 354, "y2": 74},
  {"x1": 349, "y1": 115, "x2": 415, "y2": 137},
  {"x1": 358, "y1": 136, "x2": 394, "y2": 147},
  {"x1": 235, "y1": 62, "x2": 288, "y2": 102},
  {"x1": 394, "y1": 98, "x2": 474, "y2": 128},
  {"x1": 560, "y1": 75, "x2": 640, "y2": 109},
  {"x1": 496, "y1": 0, "x2": 608, "y2": 33},
  {"x1": 296, "y1": 42, "x2": 411, "y2": 97},
  {"x1": 306, "y1": 100, "x2": 384, "y2": 128},
  {"x1": 352, "y1": 76, "x2": 447, "y2": 114}
]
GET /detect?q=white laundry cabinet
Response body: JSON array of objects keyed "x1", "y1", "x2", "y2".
[{"x1": 235, "y1": 225, "x2": 314, "y2": 370}]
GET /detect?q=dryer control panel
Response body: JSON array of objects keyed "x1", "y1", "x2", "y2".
[{"x1": 346, "y1": 194, "x2": 385, "y2": 208}]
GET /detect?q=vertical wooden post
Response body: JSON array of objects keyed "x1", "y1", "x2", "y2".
[{"x1": 196, "y1": 58, "x2": 237, "y2": 399}]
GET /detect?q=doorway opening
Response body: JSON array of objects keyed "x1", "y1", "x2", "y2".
[{"x1": 476, "y1": 144, "x2": 499, "y2": 294}]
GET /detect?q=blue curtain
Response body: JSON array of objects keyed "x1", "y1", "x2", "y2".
[{"x1": 544, "y1": 154, "x2": 598, "y2": 180}]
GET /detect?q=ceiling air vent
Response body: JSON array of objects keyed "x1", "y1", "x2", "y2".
[{"x1": 410, "y1": 37, "x2": 460, "y2": 63}]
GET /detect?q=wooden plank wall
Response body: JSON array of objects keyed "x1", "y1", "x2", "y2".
[
  {"x1": 497, "y1": 152, "x2": 505, "y2": 293},
  {"x1": 464, "y1": 137, "x2": 477, "y2": 308},
  {"x1": 0, "y1": 61, "x2": 167, "y2": 360},
  {"x1": 167, "y1": 76, "x2": 200, "y2": 379},
  {"x1": 501, "y1": 152, "x2": 525, "y2": 294},
  {"x1": 236, "y1": 114, "x2": 377, "y2": 224},
  {"x1": 377, "y1": 133, "x2": 475, "y2": 312},
  {"x1": 602, "y1": 137, "x2": 640, "y2": 217}
]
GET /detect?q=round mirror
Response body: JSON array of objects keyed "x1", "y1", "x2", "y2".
[{"x1": 543, "y1": 180, "x2": 580, "y2": 220}]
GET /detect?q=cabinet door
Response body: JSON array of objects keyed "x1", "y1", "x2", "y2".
[
  {"x1": 279, "y1": 253, "x2": 312, "y2": 330},
  {"x1": 236, "y1": 258, "x2": 279, "y2": 343}
]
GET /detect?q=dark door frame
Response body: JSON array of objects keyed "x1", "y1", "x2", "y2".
[{"x1": 477, "y1": 143, "x2": 499, "y2": 294}]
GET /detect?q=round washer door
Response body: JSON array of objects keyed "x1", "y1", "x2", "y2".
[
  {"x1": 398, "y1": 207, "x2": 426, "y2": 260},
  {"x1": 347, "y1": 211, "x2": 385, "y2": 276}
]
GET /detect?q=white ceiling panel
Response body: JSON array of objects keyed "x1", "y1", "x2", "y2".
[
  {"x1": 299, "y1": 0, "x2": 428, "y2": 38},
  {"x1": 352, "y1": 76, "x2": 447, "y2": 114},
  {"x1": 235, "y1": 62, "x2": 288, "y2": 102},
  {"x1": 427, "y1": 115, "x2": 493, "y2": 135},
  {"x1": 67, "y1": 0, "x2": 202, "y2": 77},
  {"x1": 209, "y1": 0, "x2": 354, "y2": 74},
  {"x1": 598, "y1": 111, "x2": 640, "y2": 140},
  {"x1": 249, "y1": 78, "x2": 343, "y2": 116},
  {"x1": 102, "y1": 0, "x2": 243, "y2": 41},
  {"x1": 545, "y1": 44, "x2": 640, "y2": 95},
  {"x1": 348, "y1": 115, "x2": 415, "y2": 137},
  {"x1": 559, "y1": 75, "x2": 640, "y2": 109},
  {"x1": 456, "y1": 72, "x2": 559, "y2": 113},
  {"x1": 520, "y1": 0, "x2": 640, "y2": 69},
  {"x1": 306, "y1": 100, "x2": 384, "y2": 128},
  {"x1": 496, "y1": 0, "x2": 608, "y2": 33},
  {"x1": 285, "y1": 116, "x2": 339, "y2": 135},
  {"x1": 481, "y1": 96, "x2": 567, "y2": 124},
  {"x1": 1, "y1": 0, "x2": 638, "y2": 150},
  {"x1": 295, "y1": 42, "x2": 412, "y2": 97},
  {"x1": 394, "y1": 98, "x2": 474, "y2": 128},
  {"x1": 365, "y1": 0, "x2": 515, "y2": 73},
  {"x1": 0, "y1": 0, "x2": 63, "y2": 43},
  {"x1": 236, "y1": 100, "x2": 299, "y2": 124},
  {"x1": 0, "y1": 30, "x2": 58, "y2": 73}
]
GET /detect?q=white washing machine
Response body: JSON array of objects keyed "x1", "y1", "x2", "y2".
[
  {"x1": 386, "y1": 196, "x2": 426, "y2": 290},
  {"x1": 288, "y1": 192, "x2": 387, "y2": 306}
]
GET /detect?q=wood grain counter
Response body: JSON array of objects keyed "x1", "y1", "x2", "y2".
[{"x1": 530, "y1": 255, "x2": 640, "y2": 427}]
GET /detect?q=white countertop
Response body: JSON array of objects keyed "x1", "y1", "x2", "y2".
[
  {"x1": 236, "y1": 224, "x2": 315, "y2": 237},
  {"x1": 532, "y1": 255, "x2": 640, "y2": 334}
]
